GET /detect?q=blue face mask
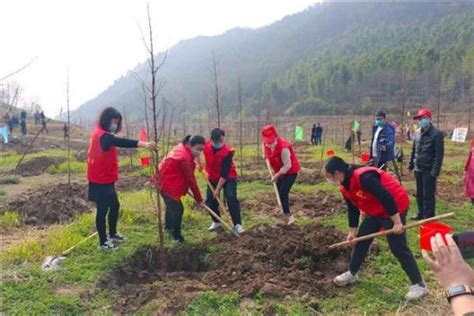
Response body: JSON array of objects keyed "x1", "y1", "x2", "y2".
[
  {"x1": 419, "y1": 118, "x2": 430, "y2": 128},
  {"x1": 375, "y1": 119, "x2": 384, "y2": 127},
  {"x1": 212, "y1": 142, "x2": 223, "y2": 149},
  {"x1": 109, "y1": 123, "x2": 118, "y2": 133}
]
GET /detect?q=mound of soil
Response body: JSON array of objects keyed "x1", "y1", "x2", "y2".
[
  {"x1": 103, "y1": 224, "x2": 352, "y2": 314},
  {"x1": 116, "y1": 175, "x2": 148, "y2": 192},
  {"x1": 241, "y1": 190, "x2": 344, "y2": 218},
  {"x1": 16, "y1": 156, "x2": 66, "y2": 176},
  {"x1": 3, "y1": 183, "x2": 91, "y2": 226}
]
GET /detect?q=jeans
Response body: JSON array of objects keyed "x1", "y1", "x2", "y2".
[
  {"x1": 277, "y1": 174, "x2": 297, "y2": 214},
  {"x1": 415, "y1": 171, "x2": 437, "y2": 219},
  {"x1": 206, "y1": 179, "x2": 241, "y2": 226},
  {"x1": 95, "y1": 190, "x2": 120, "y2": 244}
]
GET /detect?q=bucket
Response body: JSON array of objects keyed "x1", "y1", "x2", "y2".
[
  {"x1": 419, "y1": 222, "x2": 452, "y2": 251},
  {"x1": 140, "y1": 156, "x2": 151, "y2": 167},
  {"x1": 326, "y1": 149, "x2": 335, "y2": 157},
  {"x1": 360, "y1": 152, "x2": 370, "y2": 163}
]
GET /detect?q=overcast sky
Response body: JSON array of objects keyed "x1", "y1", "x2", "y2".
[{"x1": 0, "y1": 0, "x2": 318, "y2": 116}]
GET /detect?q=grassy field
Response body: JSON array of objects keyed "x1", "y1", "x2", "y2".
[{"x1": 0, "y1": 140, "x2": 473, "y2": 315}]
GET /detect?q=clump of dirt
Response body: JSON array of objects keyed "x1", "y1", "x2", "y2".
[
  {"x1": 103, "y1": 224, "x2": 352, "y2": 314},
  {"x1": 16, "y1": 156, "x2": 66, "y2": 176},
  {"x1": 3, "y1": 183, "x2": 91, "y2": 226},
  {"x1": 115, "y1": 175, "x2": 149, "y2": 192},
  {"x1": 242, "y1": 190, "x2": 344, "y2": 219}
]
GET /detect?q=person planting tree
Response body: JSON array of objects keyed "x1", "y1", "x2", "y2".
[
  {"x1": 261, "y1": 124, "x2": 300, "y2": 225},
  {"x1": 151, "y1": 135, "x2": 205, "y2": 243},
  {"x1": 324, "y1": 156, "x2": 427, "y2": 301},
  {"x1": 87, "y1": 107, "x2": 156, "y2": 250}
]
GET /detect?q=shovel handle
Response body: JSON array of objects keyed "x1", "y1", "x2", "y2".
[
  {"x1": 328, "y1": 212, "x2": 455, "y2": 249},
  {"x1": 200, "y1": 170, "x2": 227, "y2": 212},
  {"x1": 61, "y1": 232, "x2": 98, "y2": 256},
  {"x1": 187, "y1": 192, "x2": 239, "y2": 238},
  {"x1": 265, "y1": 159, "x2": 283, "y2": 208}
]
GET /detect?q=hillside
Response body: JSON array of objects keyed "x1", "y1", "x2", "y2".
[{"x1": 70, "y1": 1, "x2": 474, "y2": 123}]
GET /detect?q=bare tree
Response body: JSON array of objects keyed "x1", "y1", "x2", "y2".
[
  {"x1": 182, "y1": 96, "x2": 187, "y2": 136},
  {"x1": 66, "y1": 70, "x2": 71, "y2": 185},
  {"x1": 238, "y1": 76, "x2": 244, "y2": 176},
  {"x1": 256, "y1": 73, "x2": 263, "y2": 163},
  {"x1": 122, "y1": 105, "x2": 133, "y2": 167},
  {"x1": 211, "y1": 51, "x2": 222, "y2": 128}
]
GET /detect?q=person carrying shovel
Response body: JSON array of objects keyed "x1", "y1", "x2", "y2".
[
  {"x1": 261, "y1": 125, "x2": 300, "y2": 225},
  {"x1": 87, "y1": 107, "x2": 156, "y2": 250},
  {"x1": 202, "y1": 128, "x2": 244, "y2": 234},
  {"x1": 151, "y1": 135, "x2": 205, "y2": 243},
  {"x1": 324, "y1": 156, "x2": 428, "y2": 301}
]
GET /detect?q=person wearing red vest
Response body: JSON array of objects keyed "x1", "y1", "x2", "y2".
[
  {"x1": 152, "y1": 135, "x2": 205, "y2": 243},
  {"x1": 202, "y1": 128, "x2": 243, "y2": 234},
  {"x1": 87, "y1": 107, "x2": 156, "y2": 250},
  {"x1": 261, "y1": 125, "x2": 300, "y2": 225},
  {"x1": 324, "y1": 156, "x2": 427, "y2": 301}
]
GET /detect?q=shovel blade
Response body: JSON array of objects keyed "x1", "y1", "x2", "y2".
[{"x1": 41, "y1": 256, "x2": 66, "y2": 271}]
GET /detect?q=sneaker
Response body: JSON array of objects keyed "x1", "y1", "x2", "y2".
[
  {"x1": 172, "y1": 235, "x2": 185, "y2": 243},
  {"x1": 405, "y1": 284, "x2": 428, "y2": 301},
  {"x1": 109, "y1": 233, "x2": 126, "y2": 243},
  {"x1": 234, "y1": 224, "x2": 245, "y2": 234},
  {"x1": 98, "y1": 240, "x2": 118, "y2": 251},
  {"x1": 286, "y1": 215, "x2": 296, "y2": 225},
  {"x1": 333, "y1": 271, "x2": 358, "y2": 287},
  {"x1": 208, "y1": 222, "x2": 223, "y2": 231}
]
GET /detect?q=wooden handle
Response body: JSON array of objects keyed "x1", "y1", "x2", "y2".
[
  {"x1": 61, "y1": 232, "x2": 98, "y2": 256},
  {"x1": 200, "y1": 170, "x2": 228, "y2": 212},
  {"x1": 188, "y1": 192, "x2": 239, "y2": 238},
  {"x1": 265, "y1": 159, "x2": 283, "y2": 208},
  {"x1": 328, "y1": 212, "x2": 455, "y2": 249}
]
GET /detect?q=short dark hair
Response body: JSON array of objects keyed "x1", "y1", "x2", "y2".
[
  {"x1": 324, "y1": 156, "x2": 348, "y2": 174},
  {"x1": 210, "y1": 128, "x2": 225, "y2": 143},
  {"x1": 98, "y1": 107, "x2": 122, "y2": 133},
  {"x1": 375, "y1": 110, "x2": 386, "y2": 118},
  {"x1": 182, "y1": 135, "x2": 205, "y2": 146}
]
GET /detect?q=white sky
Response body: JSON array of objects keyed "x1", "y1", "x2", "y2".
[{"x1": 0, "y1": 0, "x2": 319, "y2": 116}]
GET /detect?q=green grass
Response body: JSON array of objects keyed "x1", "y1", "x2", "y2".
[
  {"x1": 1, "y1": 139, "x2": 473, "y2": 314},
  {"x1": 0, "y1": 211, "x2": 21, "y2": 229}
]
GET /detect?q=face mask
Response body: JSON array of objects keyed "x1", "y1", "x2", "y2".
[
  {"x1": 212, "y1": 142, "x2": 223, "y2": 149},
  {"x1": 419, "y1": 118, "x2": 430, "y2": 128},
  {"x1": 191, "y1": 147, "x2": 201, "y2": 157},
  {"x1": 375, "y1": 119, "x2": 384, "y2": 127},
  {"x1": 109, "y1": 123, "x2": 118, "y2": 133},
  {"x1": 326, "y1": 177, "x2": 339, "y2": 185}
]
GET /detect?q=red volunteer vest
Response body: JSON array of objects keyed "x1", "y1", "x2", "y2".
[
  {"x1": 264, "y1": 137, "x2": 300, "y2": 175},
  {"x1": 203, "y1": 140, "x2": 237, "y2": 181},
  {"x1": 87, "y1": 126, "x2": 119, "y2": 184},
  {"x1": 158, "y1": 143, "x2": 196, "y2": 202},
  {"x1": 339, "y1": 166, "x2": 409, "y2": 218}
]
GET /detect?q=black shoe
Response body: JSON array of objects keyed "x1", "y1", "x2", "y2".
[
  {"x1": 108, "y1": 233, "x2": 126, "y2": 243},
  {"x1": 172, "y1": 235, "x2": 185, "y2": 243},
  {"x1": 411, "y1": 216, "x2": 422, "y2": 221}
]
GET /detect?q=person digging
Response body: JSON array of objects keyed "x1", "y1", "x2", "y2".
[
  {"x1": 201, "y1": 128, "x2": 244, "y2": 234},
  {"x1": 262, "y1": 124, "x2": 300, "y2": 225},
  {"x1": 87, "y1": 107, "x2": 156, "y2": 250},
  {"x1": 324, "y1": 156, "x2": 428, "y2": 301}
]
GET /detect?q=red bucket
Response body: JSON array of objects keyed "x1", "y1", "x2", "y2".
[
  {"x1": 419, "y1": 222, "x2": 452, "y2": 251},
  {"x1": 326, "y1": 149, "x2": 335, "y2": 157},
  {"x1": 140, "y1": 156, "x2": 151, "y2": 167},
  {"x1": 360, "y1": 152, "x2": 370, "y2": 163}
]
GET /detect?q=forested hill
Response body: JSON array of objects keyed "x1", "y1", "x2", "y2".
[{"x1": 70, "y1": 1, "x2": 474, "y2": 123}]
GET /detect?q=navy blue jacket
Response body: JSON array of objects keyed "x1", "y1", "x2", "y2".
[{"x1": 370, "y1": 122, "x2": 395, "y2": 163}]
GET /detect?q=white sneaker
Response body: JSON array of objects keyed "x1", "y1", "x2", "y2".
[
  {"x1": 287, "y1": 215, "x2": 296, "y2": 225},
  {"x1": 234, "y1": 224, "x2": 245, "y2": 234},
  {"x1": 405, "y1": 284, "x2": 428, "y2": 301},
  {"x1": 333, "y1": 271, "x2": 358, "y2": 287},
  {"x1": 108, "y1": 233, "x2": 126, "y2": 243},
  {"x1": 208, "y1": 222, "x2": 223, "y2": 231},
  {"x1": 98, "y1": 240, "x2": 118, "y2": 251}
]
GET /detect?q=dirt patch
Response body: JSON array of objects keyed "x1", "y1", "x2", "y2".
[
  {"x1": 2, "y1": 183, "x2": 91, "y2": 226},
  {"x1": 242, "y1": 190, "x2": 344, "y2": 219},
  {"x1": 437, "y1": 178, "x2": 465, "y2": 205},
  {"x1": 239, "y1": 171, "x2": 324, "y2": 185},
  {"x1": 16, "y1": 156, "x2": 66, "y2": 176},
  {"x1": 103, "y1": 224, "x2": 351, "y2": 314},
  {"x1": 115, "y1": 175, "x2": 148, "y2": 192}
]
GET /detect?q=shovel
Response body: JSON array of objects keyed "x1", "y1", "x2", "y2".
[
  {"x1": 41, "y1": 232, "x2": 97, "y2": 271},
  {"x1": 265, "y1": 159, "x2": 283, "y2": 210},
  {"x1": 199, "y1": 170, "x2": 231, "y2": 218},
  {"x1": 328, "y1": 212, "x2": 455, "y2": 249},
  {"x1": 188, "y1": 191, "x2": 239, "y2": 238}
]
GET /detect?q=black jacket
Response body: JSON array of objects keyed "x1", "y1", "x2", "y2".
[{"x1": 409, "y1": 124, "x2": 444, "y2": 176}]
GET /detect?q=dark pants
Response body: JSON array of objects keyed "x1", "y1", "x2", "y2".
[
  {"x1": 315, "y1": 135, "x2": 322, "y2": 145},
  {"x1": 311, "y1": 136, "x2": 317, "y2": 145},
  {"x1": 277, "y1": 174, "x2": 297, "y2": 214},
  {"x1": 20, "y1": 122, "x2": 26, "y2": 135},
  {"x1": 95, "y1": 190, "x2": 120, "y2": 244},
  {"x1": 415, "y1": 171, "x2": 437, "y2": 219},
  {"x1": 349, "y1": 212, "x2": 423, "y2": 285},
  {"x1": 161, "y1": 193, "x2": 184, "y2": 240},
  {"x1": 206, "y1": 179, "x2": 241, "y2": 226}
]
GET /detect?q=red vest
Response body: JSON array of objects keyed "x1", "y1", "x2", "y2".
[
  {"x1": 158, "y1": 143, "x2": 196, "y2": 201},
  {"x1": 339, "y1": 166, "x2": 409, "y2": 218},
  {"x1": 264, "y1": 138, "x2": 300, "y2": 175},
  {"x1": 203, "y1": 140, "x2": 237, "y2": 181},
  {"x1": 87, "y1": 126, "x2": 119, "y2": 184}
]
